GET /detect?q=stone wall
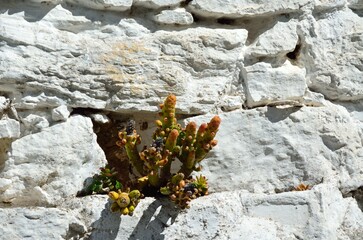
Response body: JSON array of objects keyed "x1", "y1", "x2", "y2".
[{"x1": 0, "y1": 0, "x2": 363, "y2": 239}]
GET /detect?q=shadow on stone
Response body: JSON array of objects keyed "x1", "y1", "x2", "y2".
[
  {"x1": 265, "y1": 106, "x2": 300, "y2": 123},
  {"x1": 89, "y1": 200, "x2": 122, "y2": 240},
  {"x1": 0, "y1": 0, "x2": 56, "y2": 22},
  {"x1": 61, "y1": 3, "x2": 125, "y2": 26},
  {"x1": 129, "y1": 198, "x2": 180, "y2": 240}
]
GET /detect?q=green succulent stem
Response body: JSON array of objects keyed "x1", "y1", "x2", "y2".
[
  {"x1": 112, "y1": 94, "x2": 220, "y2": 213},
  {"x1": 125, "y1": 146, "x2": 145, "y2": 175},
  {"x1": 148, "y1": 171, "x2": 161, "y2": 187}
]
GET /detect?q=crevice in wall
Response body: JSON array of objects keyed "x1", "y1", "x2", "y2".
[
  {"x1": 342, "y1": 186, "x2": 363, "y2": 212},
  {"x1": 64, "y1": 222, "x2": 87, "y2": 240},
  {"x1": 312, "y1": 6, "x2": 348, "y2": 21},
  {"x1": 216, "y1": 17, "x2": 236, "y2": 25},
  {"x1": 0, "y1": 0, "x2": 57, "y2": 22},
  {"x1": 286, "y1": 42, "x2": 302, "y2": 62},
  {"x1": 180, "y1": 0, "x2": 193, "y2": 7},
  {"x1": 0, "y1": 138, "x2": 12, "y2": 173},
  {"x1": 351, "y1": 9, "x2": 363, "y2": 18},
  {"x1": 70, "y1": 108, "x2": 133, "y2": 185}
]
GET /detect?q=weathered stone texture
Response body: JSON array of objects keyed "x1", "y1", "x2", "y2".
[
  {"x1": 188, "y1": 0, "x2": 310, "y2": 18},
  {"x1": 1, "y1": 0, "x2": 363, "y2": 239},
  {"x1": 0, "y1": 115, "x2": 106, "y2": 206}
]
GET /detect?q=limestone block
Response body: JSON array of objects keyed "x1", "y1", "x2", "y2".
[
  {"x1": 301, "y1": 10, "x2": 363, "y2": 101},
  {"x1": 90, "y1": 113, "x2": 111, "y2": 124},
  {"x1": 154, "y1": 9, "x2": 194, "y2": 25},
  {"x1": 29, "y1": 0, "x2": 63, "y2": 3},
  {"x1": 1, "y1": 176, "x2": 362, "y2": 239},
  {"x1": 247, "y1": 20, "x2": 298, "y2": 57},
  {"x1": 0, "y1": 97, "x2": 8, "y2": 113},
  {"x1": 186, "y1": 106, "x2": 363, "y2": 194},
  {"x1": 188, "y1": 0, "x2": 310, "y2": 18},
  {"x1": 0, "y1": 207, "x2": 86, "y2": 239},
  {"x1": 219, "y1": 95, "x2": 243, "y2": 112},
  {"x1": 0, "y1": 119, "x2": 20, "y2": 139},
  {"x1": 0, "y1": 115, "x2": 106, "y2": 205},
  {"x1": 52, "y1": 105, "x2": 71, "y2": 122},
  {"x1": 0, "y1": 9, "x2": 247, "y2": 114},
  {"x1": 66, "y1": 0, "x2": 133, "y2": 11},
  {"x1": 155, "y1": 27, "x2": 248, "y2": 113},
  {"x1": 314, "y1": 0, "x2": 347, "y2": 10},
  {"x1": 134, "y1": 0, "x2": 182, "y2": 9},
  {"x1": 348, "y1": 0, "x2": 363, "y2": 9},
  {"x1": 242, "y1": 61, "x2": 306, "y2": 107},
  {"x1": 21, "y1": 114, "x2": 50, "y2": 132}
]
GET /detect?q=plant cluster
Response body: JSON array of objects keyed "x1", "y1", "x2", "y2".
[
  {"x1": 109, "y1": 189, "x2": 142, "y2": 215},
  {"x1": 293, "y1": 183, "x2": 311, "y2": 191},
  {"x1": 78, "y1": 166, "x2": 122, "y2": 196},
  {"x1": 107, "y1": 94, "x2": 220, "y2": 214}
]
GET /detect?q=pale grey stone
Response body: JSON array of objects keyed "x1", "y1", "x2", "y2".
[
  {"x1": 52, "y1": 105, "x2": 71, "y2": 122},
  {"x1": 21, "y1": 114, "x2": 50, "y2": 132},
  {"x1": 187, "y1": 106, "x2": 363, "y2": 194},
  {"x1": 188, "y1": 0, "x2": 310, "y2": 18},
  {"x1": 0, "y1": 207, "x2": 86, "y2": 239},
  {"x1": 1, "y1": 1, "x2": 363, "y2": 239},
  {"x1": 0, "y1": 115, "x2": 106, "y2": 205},
  {"x1": 133, "y1": 0, "x2": 182, "y2": 9},
  {"x1": 243, "y1": 61, "x2": 307, "y2": 107},
  {"x1": 29, "y1": 0, "x2": 63, "y2": 3},
  {"x1": 154, "y1": 9, "x2": 194, "y2": 25},
  {"x1": 301, "y1": 10, "x2": 363, "y2": 101},
  {"x1": 66, "y1": 0, "x2": 133, "y2": 11},
  {"x1": 314, "y1": 0, "x2": 347, "y2": 10},
  {"x1": 0, "y1": 119, "x2": 20, "y2": 139},
  {"x1": 348, "y1": 0, "x2": 363, "y2": 9},
  {"x1": 246, "y1": 20, "x2": 299, "y2": 57}
]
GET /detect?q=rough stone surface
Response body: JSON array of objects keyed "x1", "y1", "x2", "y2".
[
  {"x1": 246, "y1": 20, "x2": 299, "y2": 58},
  {"x1": 0, "y1": 119, "x2": 20, "y2": 139},
  {"x1": 52, "y1": 105, "x2": 71, "y2": 122},
  {"x1": 66, "y1": 0, "x2": 133, "y2": 11},
  {"x1": 0, "y1": 115, "x2": 106, "y2": 206},
  {"x1": 188, "y1": 105, "x2": 363, "y2": 194},
  {"x1": 134, "y1": 0, "x2": 182, "y2": 9},
  {"x1": 188, "y1": 0, "x2": 310, "y2": 18},
  {"x1": 1, "y1": 184, "x2": 362, "y2": 239},
  {"x1": 1, "y1": 0, "x2": 363, "y2": 239},
  {"x1": 301, "y1": 10, "x2": 363, "y2": 101},
  {"x1": 243, "y1": 61, "x2": 307, "y2": 107},
  {"x1": 348, "y1": 0, "x2": 363, "y2": 9},
  {"x1": 154, "y1": 9, "x2": 194, "y2": 25}
]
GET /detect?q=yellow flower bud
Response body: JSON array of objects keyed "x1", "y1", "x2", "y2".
[
  {"x1": 128, "y1": 205, "x2": 135, "y2": 213},
  {"x1": 108, "y1": 191, "x2": 119, "y2": 201},
  {"x1": 116, "y1": 193, "x2": 130, "y2": 208},
  {"x1": 110, "y1": 202, "x2": 120, "y2": 212},
  {"x1": 129, "y1": 190, "x2": 141, "y2": 199},
  {"x1": 121, "y1": 207, "x2": 129, "y2": 215}
]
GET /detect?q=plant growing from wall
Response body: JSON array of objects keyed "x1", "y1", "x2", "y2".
[{"x1": 108, "y1": 94, "x2": 221, "y2": 215}]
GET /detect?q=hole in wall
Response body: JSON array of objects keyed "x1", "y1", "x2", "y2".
[
  {"x1": 216, "y1": 17, "x2": 236, "y2": 25},
  {"x1": 180, "y1": 0, "x2": 193, "y2": 7},
  {"x1": 0, "y1": 138, "x2": 12, "y2": 173},
  {"x1": 191, "y1": 13, "x2": 200, "y2": 23},
  {"x1": 286, "y1": 43, "x2": 302, "y2": 61},
  {"x1": 351, "y1": 9, "x2": 363, "y2": 18},
  {"x1": 352, "y1": 187, "x2": 363, "y2": 212},
  {"x1": 342, "y1": 186, "x2": 363, "y2": 212}
]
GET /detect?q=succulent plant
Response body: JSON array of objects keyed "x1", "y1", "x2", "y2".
[
  {"x1": 160, "y1": 173, "x2": 209, "y2": 209},
  {"x1": 109, "y1": 189, "x2": 142, "y2": 216},
  {"x1": 108, "y1": 94, "x2": 220, "y2": 214},
  {"x1": 293, "y1": 183, "x2": 311, "y2": 191},
  {"x1": 84, "y1": 165, "x2": 123, "y2": 195}
]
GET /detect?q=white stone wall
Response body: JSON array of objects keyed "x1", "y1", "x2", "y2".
[{"x1": 0, "y1": 0, "x2": 363, "y2": 239}]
